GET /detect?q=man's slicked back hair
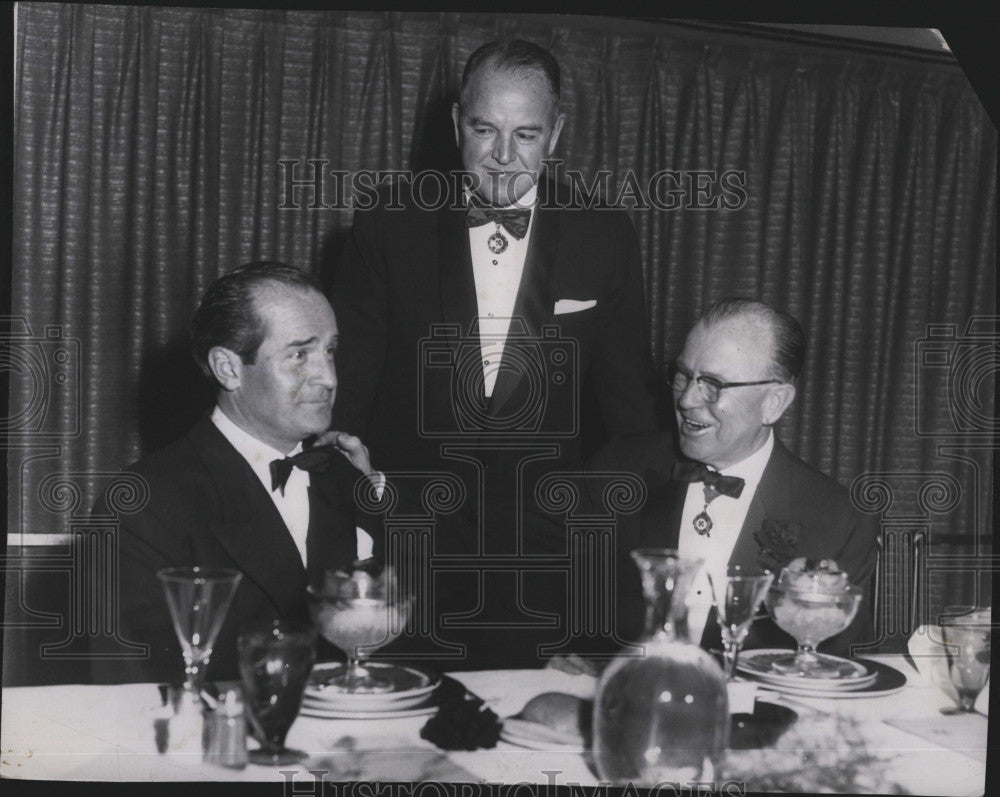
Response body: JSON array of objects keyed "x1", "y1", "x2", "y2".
[
  {"x1": 191, "y1": 261, "x2": 324, "y2": 379},
  {"x1": 700, "y1": 297, "x2": 806, "y2": 383},
  {"x1": 459, "y1": 38, "x2": 561, "y2": 107}
]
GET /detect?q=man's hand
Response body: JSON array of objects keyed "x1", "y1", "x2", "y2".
[{"x1": 316, "y1": 430, "x2": 373, "y2": 475}]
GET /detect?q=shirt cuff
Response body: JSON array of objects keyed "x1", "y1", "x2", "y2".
[
  {"x1": 355, "y1": 527, "x2": 375, "y2": 561},
  {"x1": 368, "y1": 471, "x2": 386, "y2": 501}
]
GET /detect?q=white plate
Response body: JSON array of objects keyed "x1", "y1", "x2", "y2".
[
  {"x1": 749, "y1": 658, "x2": 908, "y2": 699},
  {"x1": 302, "y1": 690, "x2": 433, "y2": 711},
  {"x1": 746, "y1": 669, "x2": 876, "y2": 692},
  {"x1": 738, "y1": 649, "x2": 876, "y2": 689},
  {"x1": 304, "y1": 662, "x2": 440, "y2": 708},
  {"x1": 298, "y1": 697, "x2": 439, "y2": 720},
  {"x1": 755, "y1": 680, "x2": 906, "y2": 700},
  {"x1": 499, "y1": 718, "x2": 585, "y2": 752}
]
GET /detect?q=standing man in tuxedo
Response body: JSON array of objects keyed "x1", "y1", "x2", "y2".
[
  {"x1": 330, "y1": 39, "x2": 656, "y2": 668},
  {"x1": 92, "y1": 262, "x2": 380, "y2": 684},
  {"x1": 599, "y1": 299, "x2": 878, "y2": 657}
]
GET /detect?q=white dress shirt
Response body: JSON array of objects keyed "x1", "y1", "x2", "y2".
[
  {"x1": 468, "y1": 183, "x2": 537, "y2": 398},
  {"x1": 211, "y1": 406, "x2": 312, "y2": 567},
  {"x1": 678, "y1": 430, "x2": 775, "y2": 644},
  {"x1": 212, "y1": 407, "x2": 379, "y2": 565}
]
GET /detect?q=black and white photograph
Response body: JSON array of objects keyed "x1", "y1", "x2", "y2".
[{"x1": 2, "y1": 7, "x2": 996, "y2": 796}]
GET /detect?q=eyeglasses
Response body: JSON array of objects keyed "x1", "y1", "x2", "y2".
[{"x1": 667, "y1": 362, "x2": 782, "y2": 404}]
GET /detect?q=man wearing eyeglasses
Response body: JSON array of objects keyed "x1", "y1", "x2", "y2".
[{"x1": 598, "y1": 298, "x2": 878, "y2": 657}]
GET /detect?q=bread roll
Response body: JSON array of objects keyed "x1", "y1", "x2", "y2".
[{"x1": 518, "y1": 692, "x2": 587, "y2": 738}]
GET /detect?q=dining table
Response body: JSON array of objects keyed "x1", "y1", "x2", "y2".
[{"x1": 0, "y1": 654, "x2": 988, "y2": 795}]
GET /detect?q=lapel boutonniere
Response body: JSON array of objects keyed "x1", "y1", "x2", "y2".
[{"x1": 754, "y1": 518, "x2": 801, "y2": 572}]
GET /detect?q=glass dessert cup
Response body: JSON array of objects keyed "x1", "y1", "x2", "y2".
[
  {"x1": 307, "y1": 566, "x2": 411, "y2": 694},
  {"x1": 765, "y1": 581, "x2": 863, "y2": 678}
]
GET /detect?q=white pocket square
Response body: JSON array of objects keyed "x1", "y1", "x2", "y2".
[
  {"x1": 554, "y1": 299, "x2": 597, "y2": 315},
  {"x1": 356, "y1": 526, "x2": 375, "y2": 561}
]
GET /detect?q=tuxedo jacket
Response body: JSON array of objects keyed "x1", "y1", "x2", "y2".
[
  {"x1": 328, "y1": 178, "x2": 656, "y2": 668},
  {"x1": 593, "y1": 432, "x2": 879, "y2": 657},
  {"x1": 91, "y1": 416, "x2": 368, "y2": 684}
]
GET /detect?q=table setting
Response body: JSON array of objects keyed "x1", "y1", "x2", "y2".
[{"x1": 0, "y1": 552, "x2": 989, "y2": 795}]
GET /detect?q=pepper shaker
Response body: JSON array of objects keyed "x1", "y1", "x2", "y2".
[{"x1": 203, "y1": 689, "x2": 248, "y2": 769}]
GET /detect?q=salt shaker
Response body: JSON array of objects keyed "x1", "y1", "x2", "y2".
[{"x1": 203, "y1": 689, "x2": 249, "y2": 769}]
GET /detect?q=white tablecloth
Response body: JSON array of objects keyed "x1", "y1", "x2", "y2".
[{"x1": 0, "y1": 656, "x2": 988, "y2": 794}]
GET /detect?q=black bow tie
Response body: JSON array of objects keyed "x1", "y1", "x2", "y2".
[
  {"x1": 269, "y1": 445, "x2": 338, "y2": 495},
  {"x1": 465, "y1": 201, "x2": 531, "y2": 240},
  {"x1": 672, "y1": 461, "x2": 745, "y2": 499}
]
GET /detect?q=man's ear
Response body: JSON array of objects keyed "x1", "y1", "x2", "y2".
[
  {"x1": 207, "y1": 346, "x2": 242, "y2": 392},
  {"x1": 451, "y1": 102, "x2": 461, "y2": 148},
  {"x1": 762, "y1": 383, "x2": 796, "y2": 426},
  {"x1": 547, "y1": 113, "x2": 566, "y2": 156}
]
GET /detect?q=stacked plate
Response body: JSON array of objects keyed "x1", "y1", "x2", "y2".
[
  {"x1": 499, "y1": 717, "x2": 586, "y2": 752},
  {"x1": 737, "y1": 649, "x2": 907, "y2": 698},
  {"x1": 300, "y1": 662, "x2": 442, "y2": 719}
]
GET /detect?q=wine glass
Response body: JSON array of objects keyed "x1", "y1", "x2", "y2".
[
  {"x1": 157, "y1": 567, "x2": 242, "y2": 705},
  {"x1": 630, "y1": 548, "x2": 704, "y2": 642},
  {"x1": 307, "y1": 565, "x2": 411, "y2": 693},
  {"x1": 707, "y1": 566, "x2": 774, "y2": 680},
  {"x1": 765, "y1": 579, "x2": 863, "y2": 678},
  {"x1": 939, "y1": 607, "x2": 991, "y2": 714},
  {"x1": 238, "y1": 619, "x2": 316, "y2": 765}
]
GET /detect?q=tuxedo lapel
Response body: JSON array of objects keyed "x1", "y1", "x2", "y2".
[
  {"x1": 305, "y1": 459, "x2": 358, "y2": 588},
  {"x1": 190, "y1": 420, "x2": 309, "y2": 615},
  {"x1": 488, "y1": 186, "x2": 559, "y2": 420},
  {"x1": 729, "y1": 440, "x2": 793, "y2": 572},
  {"x1": 437, "y1": 202, "x2": 478, "y2": 332},
  {"x1": 639, "y1": 472, "x2": 687, "y2": 549},
  {"x1": 435, "y1": 201, "x2": 488, "y2": 425},
  {"x1": 721, "y1": 441, "x2": 798, "y2": 651},
  {"x1": 511, "y1": 192, "x2": 558, "y2": 338}
]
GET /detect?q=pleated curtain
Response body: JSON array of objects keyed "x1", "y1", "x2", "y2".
[{"x1": 12, "y1": 7, "x2": 996, "y2": 615}]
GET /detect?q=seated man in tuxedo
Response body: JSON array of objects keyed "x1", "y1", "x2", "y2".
[
  {"x1": 599, "y1": 298, "x2": 878, "y2": 658},
  {"x1": 91, "y1": 262, "x2": 381, "y2": 684}
]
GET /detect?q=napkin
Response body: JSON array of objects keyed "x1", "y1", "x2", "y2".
[
  {"x1": 908, "y1": 624, "x2": 960, "y2": 703},
  {"x1": 420, "y1": 676, "x2": 502, "y2": 750},
  {"x1": 728, "y1": 680, "x2": 759, "y2": 714}
]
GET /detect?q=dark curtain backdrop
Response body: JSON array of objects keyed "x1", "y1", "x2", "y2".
[{"x1": 11, "y1": 7, "x2": 996, "y2": 619}]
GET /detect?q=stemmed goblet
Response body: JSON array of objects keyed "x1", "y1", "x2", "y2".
[
  {"x1": 308, "y1": 565, "x2": 411, "y2": 693},
  {"x1": 157, "y1": 567, "x2": 242, "y2": 705},
  {"x1": 765, "y1": 576, "x2": 863, "y2": 678},
  {"x1": 707, "y1": 566, "x2": 774, "y2": 680},
  {"x1": 938, "y1": 607, "x2": 991, "y2": 714},
  {"x1": 238, "y1": 619, "x2": 316, "y2": 765}
]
